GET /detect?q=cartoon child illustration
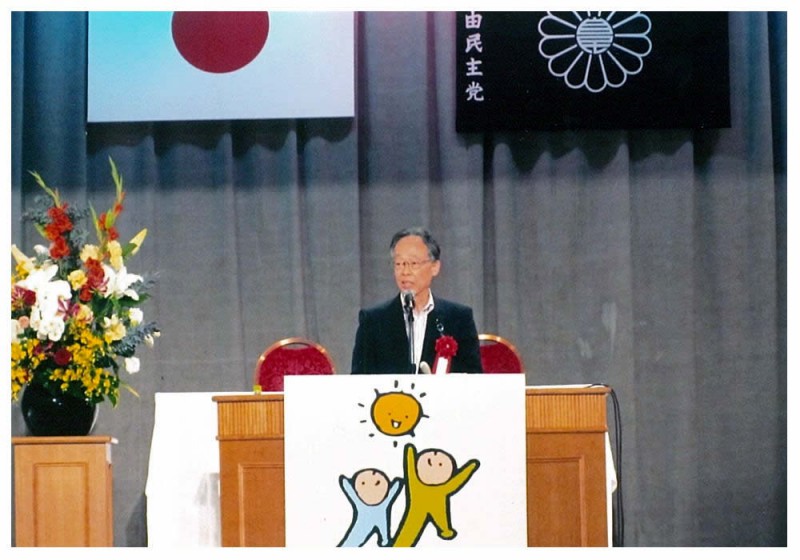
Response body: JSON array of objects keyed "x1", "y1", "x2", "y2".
[
  {"x1": 337, "y1": 468, "x2": 403, "y2": 547},
  {"x1": 392, "y1": 442, "x2": 480, "y2": 547}
]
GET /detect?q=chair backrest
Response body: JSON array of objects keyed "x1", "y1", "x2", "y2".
[
  {"x1": 253, "y1": 337, "x2": 336, "y2": 392},
  {"x1": 478, "y1": 333, "x2": 525, "y2": 374}
]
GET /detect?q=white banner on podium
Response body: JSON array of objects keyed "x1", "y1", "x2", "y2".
[{"x1": 284, "y1": 374, "x2": 527, "y2": 547}]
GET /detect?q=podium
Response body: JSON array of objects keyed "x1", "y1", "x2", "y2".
[
  {"x1": 525, "y1": 386, "x2": 611, "y2": 546},
  {"x1": 12, "y1": 436, "x2": 116, "y2": 547},
  {"x1": 214, "y1": 385, "x2": 610, "y2": 547}
]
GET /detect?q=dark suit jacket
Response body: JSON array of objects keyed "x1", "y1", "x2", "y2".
[{"x1": 351, "y1": 295, "x2": 483, "y2": 374}]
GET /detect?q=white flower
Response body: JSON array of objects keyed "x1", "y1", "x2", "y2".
[
  {"x1": 102, "y1": 264, "x2": 143, "y2": 300},
  {"x1": 35, "y1": 280, "x2": 72, "y2": 320},
  {"x1": 128, "y1": 307, "x2": 144, "y2": 326},
  {"x1": 16, "y1": 263, "x2": 59, "y2": 292},
  {"x1": 144, "y1": 331, "x2": 161, "y2": 348},
  {"x1": 32, "y1": 314, "x2": 66, "y2": 342},
  {"x1": 124, "y1": 356, "x2": 141, "y2": 374},
  {"x1": 11, "y1": 319, "x2": 22, "y2": 343},
  {"x1": 17, "y1": 265, "x2": 72, "y2": 342}
]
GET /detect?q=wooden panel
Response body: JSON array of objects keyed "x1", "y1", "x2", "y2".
[
  {"x1": 527, "y1": 455, "x2": 585, "y2": 546},
  {"x1": 526, "y1": 430, "x2": 608, "y2": 546},
  {"x1": 216, "y1": 394, "x2": 284, "y2": 439},
  {"x1": 239, "y1": 462, "x2": 285, "y2": 546},
  {"x1": 218, "y1": 437, "x2": 285, "y2": 546},
  {"x1": 13, "y1": 436, "x2": 115, "y2": 547},
  {"x1": 34, "y1": 462, "x2": 90, "y2": 546},
  {"x1": 215, "y1": 395, "x2": 286, "y2": 546},
  {"x1": 526, "y1": 387, "x2": 609, "y2": 432}
]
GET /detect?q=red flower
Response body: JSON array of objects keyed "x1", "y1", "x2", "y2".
[
  {"x1": 23, "y1": 289, "x2": 36, "y2": 306},
  {"x1": 98, "y1": 212, "x2": 120, "y2": 241},
  {"x1": 78, "y1": 258, "x2": 106, "y2": 301},
  {"x1": 434, "y1": 335, "x2": 458, "y2": 358},
  {"x1": 44, "y1": 204, "x2": 73, "y2": 239},
  {"x1": 79, "y1": 285, "x2": 93, "y2": 302},
  {"x1": 85, "y1": 258, "x2": 105, "y2": 286},
  {"x1": 12, "y1": 286, "x2": 36, "y2": 309},
  {"x1": 44, "y1": 222, "x2": 62, "y2": 241},
  {"x1": 53, "y1": 347, "x2": 72, "y2": 366},
  {"x1": 50, "y1": 236, "x2": 70, "y2": 259}
]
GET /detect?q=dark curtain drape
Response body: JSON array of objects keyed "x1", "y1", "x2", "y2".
[{"x1": 9, "y1": 11, "x2": 787, "y2": 546}]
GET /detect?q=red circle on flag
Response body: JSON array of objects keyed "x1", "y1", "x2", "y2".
[{"x1": 172, "y1": 12, "x2": 270, "y2": 74}]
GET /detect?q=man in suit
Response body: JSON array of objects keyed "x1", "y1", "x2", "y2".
[{"x1": 351, "y1": 227, "x2": 483, "y2": 374}]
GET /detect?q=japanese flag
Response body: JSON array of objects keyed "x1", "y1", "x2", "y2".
[{"x1": 88, "y1": 11, "x2": 354, "y2": 123}]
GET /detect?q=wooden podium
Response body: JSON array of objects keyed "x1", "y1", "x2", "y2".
[
  {"x1": 12, "y1": 436, "x2": 116, "y2": 547},
  {"x1": 214, "y1": 385, "x2": 610, "y2": 547}
]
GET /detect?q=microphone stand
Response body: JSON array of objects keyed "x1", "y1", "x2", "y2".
[{"x1": 405, "y1": 301, "x2": 417, "y2": 374}]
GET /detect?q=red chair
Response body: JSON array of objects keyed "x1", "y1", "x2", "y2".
[
  {"x1": 253, "y1": 337, "x2": 336, "y2": 392},
  {"x1": 479, "y1": 333, "x2": 525, "y2": 374}
]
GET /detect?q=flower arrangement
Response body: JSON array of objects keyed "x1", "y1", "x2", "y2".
[{"x1": 10, "y1": 158, "x2": 159, "y2": 405}]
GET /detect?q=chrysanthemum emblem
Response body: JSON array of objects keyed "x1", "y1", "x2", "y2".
[{"x1": 538, "y1": 12, "x2": 652, "y2": 93}]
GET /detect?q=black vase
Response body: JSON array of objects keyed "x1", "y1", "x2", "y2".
[{"x1": 20, "y1": 382, "x2": 98, "y2": 437}]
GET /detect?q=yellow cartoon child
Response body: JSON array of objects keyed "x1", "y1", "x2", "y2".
[{"x1": 392, "y1": 442, "x2": 480, "y2": 547}]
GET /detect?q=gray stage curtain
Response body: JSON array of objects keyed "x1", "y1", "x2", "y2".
[{"x1": 9, "y1": 11, "x2": 786, "y2": 546}]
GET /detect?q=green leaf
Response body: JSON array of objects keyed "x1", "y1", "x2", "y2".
[
  {"x1": 28, "y1": 170, "x2": 60, "y2": 205},
  {"x1": 89, "y1": 204, "x2": 103, "y2": 243},
  {"x1": 121, "y1": 241, "x2": 137, "y2": 258},
  {"x1": 121, "y1": 383, "x2": 141, "y2": 399},
  {"x1": 33, "y1": 222, "x2": 48, "y2": 239},
  {"x1": 109, "y1": 156, "x2": 123, "y2": 197}
]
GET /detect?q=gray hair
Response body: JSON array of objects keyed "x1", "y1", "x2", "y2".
[{"x1": 389, "y1": 227, "x2": 441, "y2": 261}]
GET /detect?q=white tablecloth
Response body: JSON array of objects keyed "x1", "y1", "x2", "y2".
[
  {"x1": 145, "y1": 388, "x2": 616, "y2": 547},
  {"x1": 145, "y1": 391, "x2": 248, "y2": 547}
]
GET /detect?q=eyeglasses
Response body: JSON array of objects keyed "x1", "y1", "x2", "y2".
[{"x1": 393, "y1": 259, "x2": 432, "y2": 272}]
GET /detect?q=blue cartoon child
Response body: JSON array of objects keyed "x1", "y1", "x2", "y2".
[{"x1": 337, "y1": 468, "x2": 403, "y2": 547}]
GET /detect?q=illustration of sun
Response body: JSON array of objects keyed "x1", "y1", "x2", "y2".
[{"x1": 359, "y1": 380, "x2": 428, "y2": 447}]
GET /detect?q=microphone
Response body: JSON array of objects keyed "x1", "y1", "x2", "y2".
[
  {"x1": 419, "y1": 361, "x2": 432, "y2": 375},
  {"x1": 402, "y1": 290, "x2": 415, "y2": 310},
  {"x1": 402, "y1": 290, "x2": 416, "y2": 370}
]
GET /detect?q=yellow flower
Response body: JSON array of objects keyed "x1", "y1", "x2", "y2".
[
  {"x1": 68, "y1": 269, "x2": 87, "y2": 290},
  {"x1": 80, "y1": 244, "x2": 101, "y2": 262},
  {"x1": 11, "y1": 244, "x2": 32, "y2": 268},
  {"x1": 10, "y1": 245, "x2": 33, "y2": 279},
  {"x1": 74, "y1": 304, "x2": 94, "y2": 323},
  {"x1": 102, "y1": 315, "x2": 126, "y2": 343},
  {"x1": 108, "y1": 240, "x2": 123, "y2": 270},
  {"x1": 129, "y1": 228, "x2": 148, "y2": 255}
]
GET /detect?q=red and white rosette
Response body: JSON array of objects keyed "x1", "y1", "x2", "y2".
[{"x1": 433, "y1": 335, "x2": 458, "y2": 374}]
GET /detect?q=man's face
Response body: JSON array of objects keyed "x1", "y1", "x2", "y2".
[{"x1": 392, "y1": 235, "x2": 440, "y2": 299}]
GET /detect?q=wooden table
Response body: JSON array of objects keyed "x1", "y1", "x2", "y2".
[{"x1": 12, "y1": 435, "x2": 116, "y2": 547}]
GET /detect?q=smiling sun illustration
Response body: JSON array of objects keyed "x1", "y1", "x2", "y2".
[{"x1": 360, "y1": 380, "x2": 428, "y2": 447}]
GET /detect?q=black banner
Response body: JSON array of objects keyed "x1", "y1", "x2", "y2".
[{"x1": 456, "y1": 11, "x2": 730, "y2": 132}]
